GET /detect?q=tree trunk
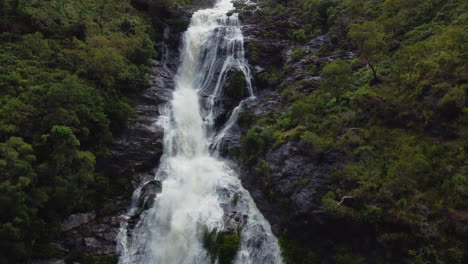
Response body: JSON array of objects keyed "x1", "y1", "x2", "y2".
[{"x1": 368, "y1": 62, "x2": 378, "y2": 84}]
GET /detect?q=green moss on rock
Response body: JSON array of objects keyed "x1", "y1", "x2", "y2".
[
  {"x1": 203, "y1": 228, "x2": 241, "y2": 264},
  {"x1": 226, "y1": 70, "x2": 246, "y2": 100}
]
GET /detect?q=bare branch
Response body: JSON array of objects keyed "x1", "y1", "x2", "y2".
[{"x1": 337, "y1": 196, "x2": 353, "y2": 205}]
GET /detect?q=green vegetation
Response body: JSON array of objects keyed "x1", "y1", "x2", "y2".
[
  {"x1": 291, "y1": 47, "x2": 307, "y2": 61},
  {"x1": 203, "y1": 228, "x2": 242, "y2": 264},
  {"x1": 319, "y1": 59, "x2": 352, "y2": 97},
  {"x1": 256, "y1": 159, "x2": 272, "y2": 187},
  {"x1": 301, "y1": 131, "x2": 331, "y2": 154},
  {"x1": 288, "y1": 178, "x2": 311, "y2": 189},
  {"x1": 226, "y1": 70, "x2": 246, "y2": 100},
  {"x1": 1, "y1": 0, "x2": 466, "y2": 262},
  {"x1": 65, "y1": 250, "x2": 117, "y2": 264},
  {"x1": 246, "y1": 42, "x2": 261, "y2": 64},
  {"x1": 239, "y1": 0, "x2": 468, "y2": 263},
  {"x1": 241, "y1": 127, "x2": 266, "y2": 164},
  {"x1": 334, "y1": 247, "x2": 366, "y2": 264},
  {"x1": 279, "y1": 230, "x2": 317, "y2": 264},
  {"x1": 0, "y1": 0, "x2": 183, "y2": 262},
  {"x1": 348, "y1": 21, "x2": 386, "y2": 83}
]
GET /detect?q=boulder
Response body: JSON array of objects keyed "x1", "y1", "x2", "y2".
[
  {"x1": 136, "y1": 180, "x2": 163, "y2": 212},
  {"x1": 62, "y1": 211, "x2": 96, "y2": 232}
]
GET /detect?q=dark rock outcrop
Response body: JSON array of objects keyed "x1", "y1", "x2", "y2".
[
  {"x1": 98, "y1": 29, "x2": 179, "y2": 182},
  {"x1": 54, "y1": 200, "x2": 126, "y2": 256},
  {"x1": 62, "y1": 211, "x2": 97, "y2": 232},
  {"x1": 136, "y1": 180, "x2": 163, "y2": 213}
]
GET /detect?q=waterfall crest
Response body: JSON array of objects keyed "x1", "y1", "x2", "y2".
[{"x1": 118, "y1": 1, "x2": 283, "y2": 263}]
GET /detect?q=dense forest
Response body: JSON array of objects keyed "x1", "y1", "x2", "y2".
[
  {"x1": 234, "y1": 0, "x2": 467, "y2": 263},
  {"x1": 0, "y1": 0, "x2": 466, "y2": 263},
  {"x1": 0, "y1": 0, "x2": 195, "y2": 262}
]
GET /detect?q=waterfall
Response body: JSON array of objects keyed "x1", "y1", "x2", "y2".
[{"x1": 118, "y1": 1, "x2": 283, "y2": 263}]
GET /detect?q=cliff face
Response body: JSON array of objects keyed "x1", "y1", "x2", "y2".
[
  {"x1": 219, "y1": 3, "x2": 373, "y2": 262},
  {"x1": 220, "y1": 1, "x2": 467, "y2": 263}
]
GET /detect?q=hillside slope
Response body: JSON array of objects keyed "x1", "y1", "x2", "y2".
[{"x1": 225, "y1": 0, "x2": 467, "y2": 263}]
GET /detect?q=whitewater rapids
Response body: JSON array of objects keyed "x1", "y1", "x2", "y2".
[{"x1": 118, "y1": 1, "x2": 283, "y2": 263}]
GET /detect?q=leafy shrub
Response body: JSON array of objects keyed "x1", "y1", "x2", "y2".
[
  {"x1": 447, "y1": 248, "x2": 463, "y2": 264},
  {"x1": 226, "y1": 70, "x2": 246, "y2": 100},
  {"x1": 257, "y1": 67, "x2": 282, "y2": 88},
  {"x1": 320, "y1": 59, "x2": 353, "y2": 97},
  {"x1": 279, "y1": 230, "x2": 317, "y2": 264},
  {"x1": 237, "y1": 110, "x2": 255, "y2": 128},
  {"x1": 256, "y1": 159, "x2": 271, "y2": 187},
  {"x1": 300, "y1": 131, "x2": 331, "y2": 154},
  {"x1": 246, "y1": 42, "x2": 261, "y2": 64},
  {"x1": 292, "y1": 29, "x2": 307, "y2": 43},
  {"x1": 291, "y1": 47, "x2": 307, "y2": 61},
  {"x1": 203, "y1": 228, "x2": 241, "y2": 264},
  {"x1": 65, "y1": 250, "x2": 117, "y2": 264},
  {"x1": 290, "y1": 101, "x2": 313, "y2": 125},
  {"x1": 241, "y1": 127, "x2": 265, "y2": 164}
]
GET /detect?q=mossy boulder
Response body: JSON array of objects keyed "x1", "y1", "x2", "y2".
[
  {"x1": 226, "y1": 70, "x2": 246, "y2": 100},
  {"x1": 203, "y1": 228, "x2": 241, "y2": 264}
]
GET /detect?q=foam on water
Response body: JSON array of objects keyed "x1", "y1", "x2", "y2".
[{"x1": 118, "y1": 1, "x2": 283, "y2": 263}]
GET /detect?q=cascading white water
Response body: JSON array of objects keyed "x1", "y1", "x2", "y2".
[{"x1": 118, "y1": 1, "x2": 283, "y2": 263}]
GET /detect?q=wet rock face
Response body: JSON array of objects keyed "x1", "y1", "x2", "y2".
[
  {"x1": 216, "y1": 89, "x2": 282, "y2": 157},
  {"x1": 107, "y1": 123, "x2": 164, "y2": 177},
  {"x1": 212, "y1": 69, "x2": 250, "y2": 130},
  {"x1": 218, "y1": 188, "x2": 249, "y2": 233},
  {"x1": 233, "y1": 135, "x2": 368, "y2": 261},
  {"x1": 136, "y1": 180, "x2": 163, "y2": 213},
  {"x1": 216, "y1": 122, "x2": 243, "y2": 156}
]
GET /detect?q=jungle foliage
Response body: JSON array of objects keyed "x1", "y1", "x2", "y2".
[
  {"x1": 238, "y1": 0, "x2": 467, "y2": 263},
  {"x1": 0, "y1": 0, "x2": 164, "y2": 262}
]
